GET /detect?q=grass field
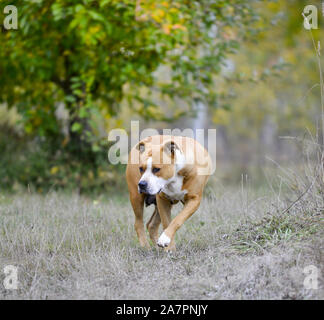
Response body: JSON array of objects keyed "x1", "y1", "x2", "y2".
[{"x1": 0, "y1": 182, "x2": 323, "y2": 299}]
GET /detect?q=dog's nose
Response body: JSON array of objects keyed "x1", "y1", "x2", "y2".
[{"x1": 138, "y1": 180, "x2": 148, "y2": 192}]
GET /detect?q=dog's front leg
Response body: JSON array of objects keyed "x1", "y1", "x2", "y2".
[
  {"x1": 156, "y1": 195, "x2": 176, "y2": 251},
  {"x1": 130, "y1": 193, "x2": 150, "y2": 248},
  {"x1": 157, "y1": 195, "x2": 201, "y2": 249}
]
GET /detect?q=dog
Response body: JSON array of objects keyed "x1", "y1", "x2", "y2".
[{"x1": 126, "y1": 135, "x2": 212, "y2": 251}]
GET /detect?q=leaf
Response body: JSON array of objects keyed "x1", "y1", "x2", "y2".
[
  {"x1": 65, "y1": 95, "x2": 76, "y2": 103},
  {"x1": 79, "y1": 108, "x2": 88, "y2": 118},
  {"x1": 71, "y1": 122, "x2": 82, "y2": 132},
  {"x1": 88, "y1": 10, "x2": 105, "y2": 22},
  {"x1": 50, "y1": 166, "x2": 59, "y2": 175}
]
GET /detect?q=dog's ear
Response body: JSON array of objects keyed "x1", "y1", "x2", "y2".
[
  {"x1": 162, "y1": 140, "x2": 180, "y2": 157},
  {"x1": 136, "y1": 142, "x2": 145, "y2": 153}
]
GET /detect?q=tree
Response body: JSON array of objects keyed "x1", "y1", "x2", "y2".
[{"x1": 0, "y1": 0, "x2": 260, "y2": 164}]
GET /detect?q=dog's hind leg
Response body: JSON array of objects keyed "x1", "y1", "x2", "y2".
[{"x1": 146, "y1": 206, "x2": 161, "y2": 244}]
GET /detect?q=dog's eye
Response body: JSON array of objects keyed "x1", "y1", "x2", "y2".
[
  {"x1": 139, "y1": 167, "x2": 144, "y2": 173},
  {"x1": 152, "y1": 167, "x2": 160, "y2": 174}
]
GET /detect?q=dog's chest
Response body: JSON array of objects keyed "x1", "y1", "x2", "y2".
[{"x1": 162, "y1": 175, "x2": 187, "y2": 201}]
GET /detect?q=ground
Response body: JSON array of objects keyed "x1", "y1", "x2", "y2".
[{"x1": 0, "y1": 185, "x2": 323, "y2": 299}]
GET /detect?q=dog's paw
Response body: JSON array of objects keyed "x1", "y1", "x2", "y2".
[{"x1": 157, "y1": 232, "x2": 171, "y2": 248}]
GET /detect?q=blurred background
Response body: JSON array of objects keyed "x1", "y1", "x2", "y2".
[{"x1": 0, "y1": 0, "x2": 323, "y2": 194}]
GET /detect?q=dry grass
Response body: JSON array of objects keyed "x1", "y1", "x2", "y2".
[{"x1": 0, "y1": 180, "x2": 322, "y2": 300}]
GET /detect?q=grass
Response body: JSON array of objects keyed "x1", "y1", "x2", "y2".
[{"x1": 0, "y1": 182, "x2": 322, "y2": 300}]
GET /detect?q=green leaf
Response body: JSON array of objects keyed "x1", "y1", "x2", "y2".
[{"x1": 71, "y1": 122, "x2": 82, "y2": 132}]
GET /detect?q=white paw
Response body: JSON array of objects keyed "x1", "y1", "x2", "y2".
[{"x1": 157, "y1": 232, "x2": 171, "y2": 248}]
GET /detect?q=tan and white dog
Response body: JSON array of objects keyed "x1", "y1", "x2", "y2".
[{"x1": 126, "y1": 135, "x2": 212, "y2": 251}]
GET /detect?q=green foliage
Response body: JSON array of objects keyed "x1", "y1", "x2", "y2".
[
  {"x1": 0, "y1": 135, "x2": 125, "y2": 194},
  {"x1": 0, "y1": 105, "x2": 123, "y2": 193},
  {"x1": 230, "y1": 209, "x2": 322, "y2": 254},
  {"x1": 0, "y1": 0, "x2": 260, "y2": 136},
  {"x1": 0, "y1": 0, "x2": 262, "y2": 191}
]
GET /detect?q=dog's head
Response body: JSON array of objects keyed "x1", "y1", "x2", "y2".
[{"x1": 136, "y1": 138, "x2": 185, "y2": 195}]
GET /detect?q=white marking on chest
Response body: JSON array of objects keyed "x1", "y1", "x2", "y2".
[
  {"x1": 175, "y1": 149, "x2": 186, "y2": 171},
  {"x1": 162, "y1": 175, "x2": 187, "y2": 201},
  {"x1": 161, "y1": 149, "x2": 187, "y2": 201}
]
